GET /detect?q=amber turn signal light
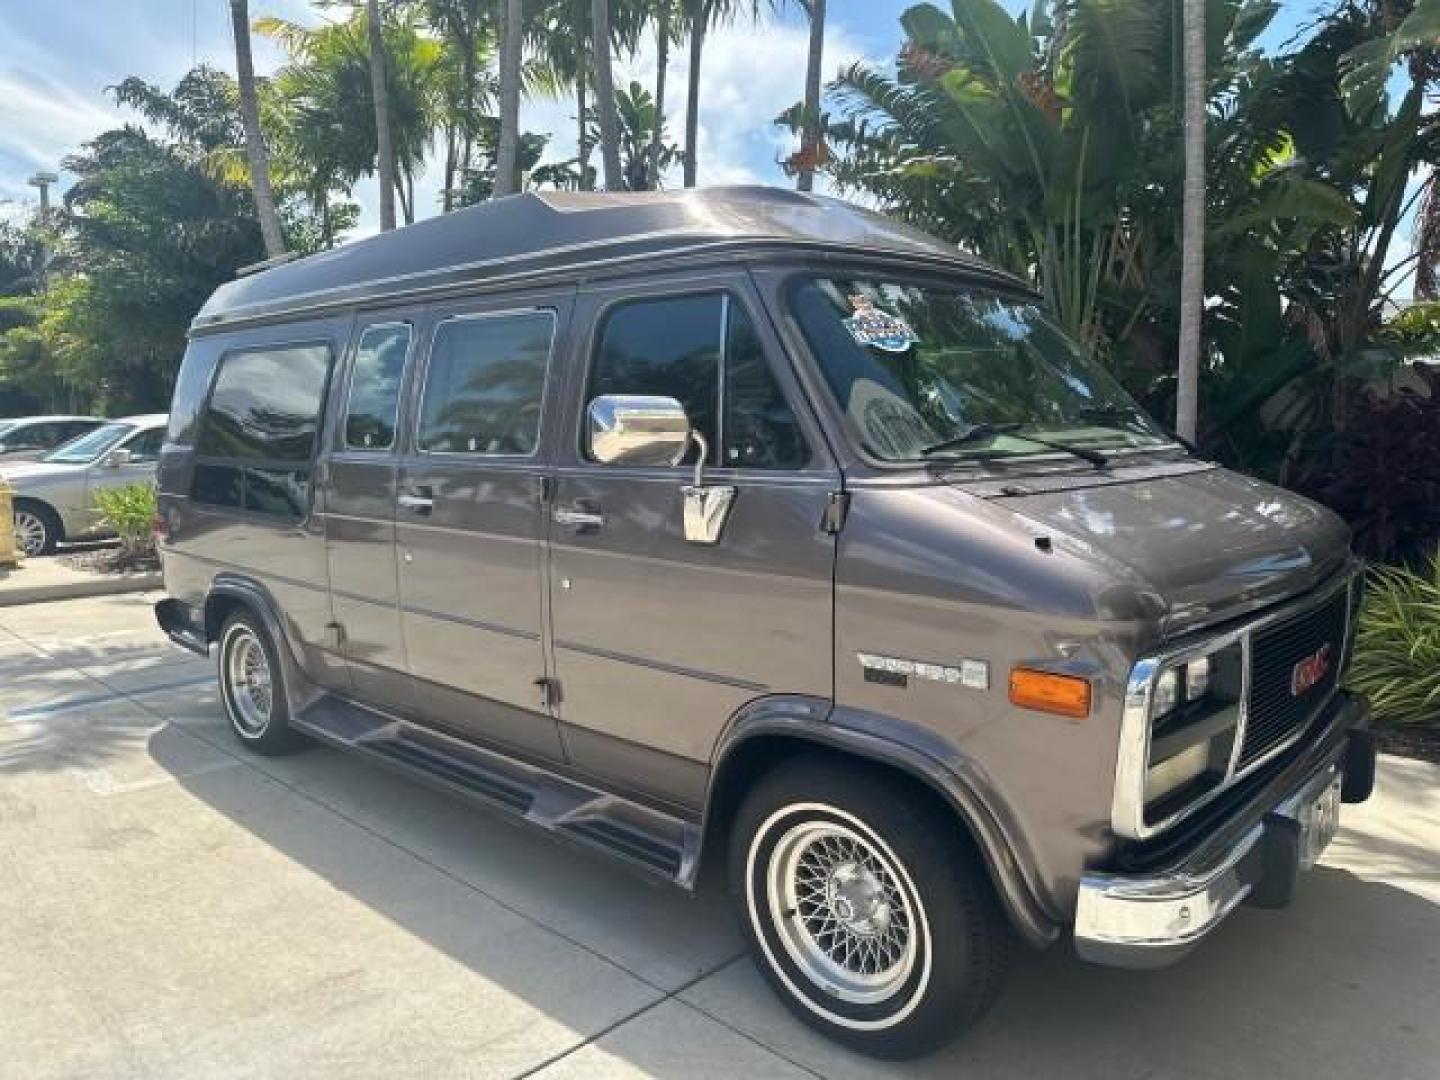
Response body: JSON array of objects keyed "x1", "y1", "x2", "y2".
[{"x1": 1008, "y1": 668, "x2": 1091, "y2": 719}]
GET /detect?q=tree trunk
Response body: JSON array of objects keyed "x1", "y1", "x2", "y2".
[
  {"x1": 591, "y1": 0, "x2": 623, "y2": 190},
  {"x1": 796, "y1": 0, "x2": 825, "y2": 193},
  {"x1": 366, "y1": 0, "x2": 397, "y2": 231},
  {"x1": 495, "y1": 0, "x2": 524, "y2": 198},
  {"x1": 683, "y1": 0, "x2": 706, "y2": 188},
  {"x1": 443, "y1": 126, "x2": 457, "y2": 212},
  {"x1": 576, "y1": 76, "x2": 592, "y2": 190},
  {"x1": 1174, "y1": 0, "x2": 1205, "y2": 442},
  {"x1": 229, "y1": 0, "x2": 285, "y2": 257},
  {"x1": 647, "y1": 1, "x2": 670, "y2": 190}
]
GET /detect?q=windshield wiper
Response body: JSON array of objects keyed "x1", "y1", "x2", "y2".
[{"x1": 922, "y1": 423, "x2": 1109, "y2": 469}]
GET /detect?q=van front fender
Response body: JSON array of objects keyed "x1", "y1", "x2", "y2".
[{"x1": 706, "y1": 695, "x2": 1062, "y2": 948}]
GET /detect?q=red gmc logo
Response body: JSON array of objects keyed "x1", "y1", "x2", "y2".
[{"x1": 1290, "y1": 643, "x2": 1335, "y2": 696}]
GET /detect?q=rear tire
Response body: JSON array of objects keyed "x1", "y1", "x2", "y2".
[
  {"x1": 217, "y1": 610, "x2": 302, "y2": 755},
  {"x1": 729, "y1": 756, "x2": 1010, "y2": 1059},
  {"x1": 13, "y1": 500, "x2": 61, "y2": 557}
]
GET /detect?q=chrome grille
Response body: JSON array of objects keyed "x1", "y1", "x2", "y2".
[{"x1": 1238, "y1": 588, "x2": 1349, "y2": 770}]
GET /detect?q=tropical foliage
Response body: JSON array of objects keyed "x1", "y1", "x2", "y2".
[
  {"x1": 1349, "y1": 554, "x2": 1440, "y2": 728},
  {"x1": 783, "y1": 0, "x2": 1438, "y2": 557},
  {"x1": 0, "y1": 0, "x2": 1434, "y2": 558},
  {"x1": 93, "y1": 483, "x2": 159, "y2": 568}
]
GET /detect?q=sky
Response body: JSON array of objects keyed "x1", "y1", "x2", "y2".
[{"x1": 0, "y1": 0, "x2": 1410, "y2": 297}]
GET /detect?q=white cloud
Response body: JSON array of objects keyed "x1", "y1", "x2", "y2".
[{"x1": 0, "y1": 68, "x2": 115, "y2": 200}]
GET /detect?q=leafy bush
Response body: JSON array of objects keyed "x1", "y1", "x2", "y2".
[
  {"x1": 1289, "y1": 366, "x2": 1440, "y2": 564},
  {"x1": 1347, "y1": 557, "x2": 1440, "y2": 729},
  {"x1": 93, "y1": 483, "x2": 157, "y2": 567}
]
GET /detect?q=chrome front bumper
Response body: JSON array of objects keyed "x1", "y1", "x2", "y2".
[{"x1": 1075, "y1": 697, "x2": 1375, "y2": 969}]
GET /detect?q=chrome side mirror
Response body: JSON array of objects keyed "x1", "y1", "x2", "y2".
[
  {"x1": 588, "y1": 394, "x2": 692, "y2": 467},
  {"x1": 586, "y1": 393, "x2": 736, "y2": 545},
  {"x1": 104, "y1": 449, "x2": 133, "y2": 469}
]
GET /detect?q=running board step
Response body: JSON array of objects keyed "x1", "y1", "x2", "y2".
[{"x1": 292, "y1": 692, "x2": 698, "y2": 885}]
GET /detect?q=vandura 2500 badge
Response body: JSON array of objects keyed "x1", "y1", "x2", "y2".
[{"x1": 153, "y1": 187, "x2": 1377, "y2": 1059}]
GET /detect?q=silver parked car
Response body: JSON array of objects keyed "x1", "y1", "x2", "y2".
[
  {"x1": 5, "y1": 414, "x2": 167, "y2": 556},
  {"x1": 0, "y1": 415, "x2": 106, "y2": 463}
]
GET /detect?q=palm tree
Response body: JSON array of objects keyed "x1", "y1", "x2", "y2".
[
  {"x1": 682, "y1": 0, "x2": 708, "y2": 187},
  {"x1": 1175, "y1": 0, "x2": 1205, "y2": 440},
  {"x1": 795, "y1": 0, "x2": 825, "y2": 193},
  {"x1": 589, "y1": 81, "x2": 682, "y2": 190},
  {"x1": 647, "y1": 0, "x2": 676, "y2": 189},
  {"x1": 495, "y1": 0, "x2": 524, "y2": 197},
  {"x1": 258, "y1": 12, "x2": 444, "y2": 227},
  {"x1": 228, "y1": 0, "x2": 285, "y2": 256},
  {"x1": 366, "y1": 0, "x2": 398, "y2": 230},
  {"x1": 591, "y1": 0, "x2": 624, "y2": 189}
]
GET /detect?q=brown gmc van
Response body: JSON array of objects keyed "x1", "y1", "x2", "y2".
[{"x1": 155, "y1": 187, "x2": 1376, "y2": 1058}]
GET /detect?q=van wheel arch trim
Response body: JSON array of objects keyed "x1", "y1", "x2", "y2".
[
  {"x1": 706, "y1": 697, "x2": 1061, "y2": 948},
  {"x1": 203, "y1": 575, "x2": 316, "y2": 719}
]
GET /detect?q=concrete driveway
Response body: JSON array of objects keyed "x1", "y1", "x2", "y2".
[{"x1": 2, "y1": 594, "x2": 1437, "y2": 1079}]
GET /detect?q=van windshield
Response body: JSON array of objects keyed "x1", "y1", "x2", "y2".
[
  {"x1": 789, "y1": 275, "x2": 1173, "y2": 464},
  {"x1": 42, "y1": 423, "x2": 132, "y2": 465}
]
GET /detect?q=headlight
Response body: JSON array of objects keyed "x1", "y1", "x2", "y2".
[{"x1": 1137, "y1": 643, "x2": 1244, "y2": 825}]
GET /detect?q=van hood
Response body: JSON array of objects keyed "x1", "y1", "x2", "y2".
[{"x1": 975, "y1": 464, "x2": 1352, "y2": 636}]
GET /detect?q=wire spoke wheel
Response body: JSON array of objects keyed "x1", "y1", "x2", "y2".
[
  {"x1": 14, "y1": 511, "x2": 47, "y2": 557},
  {"x1": 766, "y1": 820, "x2": 919, "y2": 1004},
  {"x1": 225, "y1": 628, "x2": 274, "y2": 736}
]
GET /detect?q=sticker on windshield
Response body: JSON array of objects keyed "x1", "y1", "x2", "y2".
[{"x1": 843, "y1": 295, "x2": 919, "y2": 353}]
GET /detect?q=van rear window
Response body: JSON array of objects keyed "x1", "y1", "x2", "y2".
[
  {"x1": 197, "y1": 344, "x2": 331, "y2": 462},
  {"x1": 192, "y1": 342, "x2": 333, "y2": 520}
]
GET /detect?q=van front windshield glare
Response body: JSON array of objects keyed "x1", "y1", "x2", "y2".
[
  {"x1": 789, "y1": 275, "x2": 1173, "y2": 464},
  {"x1": 42, "y1": 423, "x2": 131, "y2": 465}
]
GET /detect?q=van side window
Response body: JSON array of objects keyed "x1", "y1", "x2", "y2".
[
  {"x1": 345, "y1": 323, "x2": 411, "y2": 450},
  {"x1": 192, "y1": 342, "x2": 332, "y2": 520},
  {"x1": 417, "y1": 312, "x2": 553, "y2": 455},
  {"x1": 587, "y1": 294, "x2": 805, "y2": 469},
  {"x1": 198, "y1": 344, "x2": 331, "y2": 461}
]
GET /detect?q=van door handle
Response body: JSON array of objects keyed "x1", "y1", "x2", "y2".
[
  {"x1": 553, "y1": 507, "x2": 604, "y2": 530},
  {"x1": 398, "y1": 487, "x2": 434, "y2": 516}
]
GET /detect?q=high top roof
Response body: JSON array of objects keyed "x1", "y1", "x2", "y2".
[{"x1": 194, "y1": 186, "x2": 1005, "y2": 330}]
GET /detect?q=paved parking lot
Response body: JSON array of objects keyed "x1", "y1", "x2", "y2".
[{"x1": 2, "y1": 593, "x2": 1438, "y2": 1079}]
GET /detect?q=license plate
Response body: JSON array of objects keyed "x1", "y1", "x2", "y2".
[{"x1": 1298, "y1": 774, "x2": 1342, "y2": 871}]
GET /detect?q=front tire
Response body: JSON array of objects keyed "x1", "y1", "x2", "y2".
[
  {"x1": 729, "y1": 757, "x2": 1009, "y2": 1059},
  {"x1": 217, "y1": 611, "x2": 301, "y2": 755},
  {"x1": 13, "y1": 501, "x2": 61, "y2": 557}
]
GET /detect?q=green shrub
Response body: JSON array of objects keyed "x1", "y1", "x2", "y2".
[
  {"x1": 93, "y1": 483, "x2": 157, "y2": 565},
  {"x1": 1348, "y1": 557, "x2": 1440, "y2": 728}
]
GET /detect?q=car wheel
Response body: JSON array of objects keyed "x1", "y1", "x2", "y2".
[
  {"x1": 13, "y1": 501, "x2": 61, "y2": 557},
  {"x1": 730, "y1": 756, "x2": 1010, "y2": 1059},
  {"x1": 217, "y1": 610, "x2": 302, "y2": 755}
]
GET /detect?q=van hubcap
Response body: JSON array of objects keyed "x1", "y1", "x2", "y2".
[
  {"x1": 13, "y1": 512, "x2": 46, "y2": 556},
  {"x1": 767, "y1": 821, "x2": 916, "y2": 1003},
  {"x1": 225, "y1": 631, "x2": 273, "y2": 735}
]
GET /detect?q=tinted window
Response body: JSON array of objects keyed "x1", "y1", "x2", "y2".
[
  {"x1": 589, "y1": 295, "x2": 721, "y2": 462},
  {"x1": 346, "y1": 323, "x2": 411, "y2": 450},
  {"x1": 57, "y1": 421, "x2": 99, "y2": 442},
  {"x1": 6, "y1": 422, "x2": 53, "y2": 449},
  {"x1": 418, "y1": 313, "x2": 553, "y2": 455},
  {"x1": 197, "y1": 344, "x2": 331, "y2": 462},
  {"x1": 723, "y1": 305, "x2": 806, "y2": 469},
  {"x1": 122, "y1": 427, "x2": 165, "y2": 463},
  {"x1": 588, "y1": 294, "x2": 804, "y2": 469},
  {"x1": 192, "y1": 463, "x2": 243, "y2": 509}
]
